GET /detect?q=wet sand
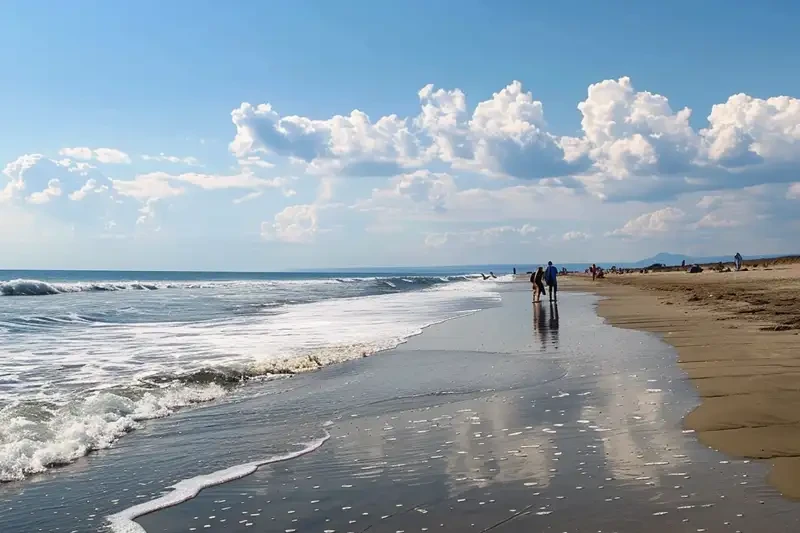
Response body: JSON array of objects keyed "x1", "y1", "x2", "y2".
[
  {"x1": 132, "y1": 286, "x2": 799, "y2": 533},
  {"x1": 2, "y1": 284, "x2": 798, "y2": 532},
  {"x1": 564, "y1": 262, "x2": 800, "y2": 500}
]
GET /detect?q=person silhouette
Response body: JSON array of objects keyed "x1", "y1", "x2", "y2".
[{"x1": 544, "y1": 261, "x2": 558, "y2": 302}]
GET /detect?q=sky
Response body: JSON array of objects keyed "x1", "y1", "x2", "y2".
[{"x1": 2, "y1": 0, "x2": 799, "y2": 271}]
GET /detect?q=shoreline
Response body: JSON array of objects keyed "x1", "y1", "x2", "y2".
[
  {"x1": 562, "y1": 265, "x2": 800, "y2": 499},
  {"x1": 134, "y1": 286, "x2": 800, "y2": 533}
]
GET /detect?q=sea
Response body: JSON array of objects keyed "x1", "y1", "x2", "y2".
[{"x1": 0, "y1": 269, "x2": 504, "y2": 484}]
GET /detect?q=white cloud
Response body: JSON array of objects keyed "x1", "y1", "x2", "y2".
[
  {"x1": 574, "y1": 77, "x2": 697, "y2": 179},
  {"x1": 112, "y1": 174, "x2": 185, "y2": 201},
  {"x1": 608, "y1": 207, "x2": 686, "y2": 238},
  {"x1": 111, "y1": 170, "x2": 292, "y2": 203},
  {"x1": 424, "y1": 224, "x2": 537, "y2": 247},
  {"x1": 261, "y1": 204, "x2": 319, "y2": 243},
  {"x1": 136, "y1": 198, "x2": 158, "y2": 226},
  {"x1": 59, "y1": 147, "x2": 93, "y2": 160},
  {"x1": 237, "y1": 156, "x2": 275, "y2": 169},
  {"x1": 1, "y1": 154, "x2": 43, "y2": 201},
  {"x1": 230, "y1": 78, "x2": 800, "y2": 202},
  {"x1": 360, "y1": 170, "x2": 457, "y2": 214},
  {"x1": 563, "y1": 231, "x2": 590, "y2": 241},
  {"x1": 356, "y1": 173, "x2": 580, "y2": 225},
  {"x1": 230, "y1": 103, "x2": 421, "y2": 176},
  {"x1": 233, "y1": 191, "x2": 263, "y2": 204},
  {"x1": 788, "y1": 183, "x2": 800, "y2": 200},
  {"x1": 701, "y1": 94, "x2": 800, "y2": 166},
  {"x1": 59, "y1": 147, "x2": 131, "y2": 164},
  {"x1": 2, "y1": 154, "x2": 107, "y2": 204},
  {"x1": 694, "y1": 213, "x2": 741, "y2": 229},
  {"x1": 141, "y1": 153, "x2": 201, "y2": 166},
  {"x1": 69, "y1": 178, "x2": 109, "y2": 201},
  {"x1": 138, "y1": 170, "x2": 287, "y2": 191},
  {"x1": 27, "y1": 179, "x2": 62, "y2": 204},
  {"x1": 94, "y1": 148, "x2": 131, "y2": 164}
]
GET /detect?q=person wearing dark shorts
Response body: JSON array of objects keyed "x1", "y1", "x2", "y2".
[{"x1": 544, "y1": 261, "x2": 558, "y2": 302}]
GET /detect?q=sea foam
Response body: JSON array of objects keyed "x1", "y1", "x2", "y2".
[
  {"x1": 106, "y1": 433, "x2": 329, "y2": 533},
  {"x1": 0, "y1": 276, "x2": 499, "y2": 480},
  {"x1": 0, "y1": 384, "x2": 226, "y2": 482}
]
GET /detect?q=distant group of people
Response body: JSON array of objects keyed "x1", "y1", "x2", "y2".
[{"x1": 530, "y1": 261, "x2": 558, "y2": 303}]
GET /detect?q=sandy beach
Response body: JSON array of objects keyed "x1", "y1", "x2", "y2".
[{"x1": 565, "y1": 260, "x2": 800, "y2": 499}]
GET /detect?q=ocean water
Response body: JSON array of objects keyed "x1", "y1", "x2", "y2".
[{"x1": 0, "y1": 269, "x2": 502, "y2": 482}]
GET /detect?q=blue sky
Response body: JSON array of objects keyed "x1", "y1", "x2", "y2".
[{"x1": 2, "y1": 1, "x2": 799, "y2": 270}]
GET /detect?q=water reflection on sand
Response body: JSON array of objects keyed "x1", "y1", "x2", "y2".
[{"x1": 133, "y1": 288, "x2": 799, "y2": 533}]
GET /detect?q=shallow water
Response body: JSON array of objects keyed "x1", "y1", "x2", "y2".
[
  {"x1": 1, "y1": 287, "x2": 797, "y2": 532},
  {"x1": 0, "y1": 270, "x2": 499, "y2": 482}
]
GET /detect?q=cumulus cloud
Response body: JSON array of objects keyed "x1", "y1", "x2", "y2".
[
  {"x1": 424, "y1": 224, "x2": 537, "y2": 247},
  {"x1": 423, "y1": 81, "x2": 583, "y2": 179},
  {"x1": 701, "y1": 94, "x2": 800, "y2": 166},
  {"x1": 1, "y1": 154, "x2": 42, "y2": 201},
  {"x1": 141, "y1": 153, "x2": 201, "y2": 166},
  {"x1": 27, "y1": 179, "x2": 62, "y2": 204},
  {"x1": 232, "y1": 77, "x2": 800, "y2": 202},
  {"x1": 230, "y1": 103, "x2": 421, "y2": 176},
  {"x1": 2, "y1": 154, "x2": 107, "y2": 204},
  {"x1": 60, "y1": 147, "x2": 131, "y2": 164},
  {"x1": 261, "y1": 204, "x2": 319, "y2": 243},
  {"x1": 607, "y1": 207, "x2": 686, "y2": 238},
  {"x1": 69, "y1": 178, "x2": 109, "y2": 201}
]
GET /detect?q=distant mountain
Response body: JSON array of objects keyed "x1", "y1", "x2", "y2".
[
  {"x1": 631, "y1": 252, "x2": 745, "y2": 267},
  {"x1": 632, "y1": 252, "x2": 695, "y2": 267}
]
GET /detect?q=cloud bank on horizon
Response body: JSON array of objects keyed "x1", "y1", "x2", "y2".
[{"x1": 3, "y1": 75, "x2": 799, "y2": 270}]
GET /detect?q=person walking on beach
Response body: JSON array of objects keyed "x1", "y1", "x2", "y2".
[
  {"x1": 591, "y1": 263, "x2": 597, "y2": 281},
  {"x1": 531, "y1": 266, "x2": 546, "y2": 302},
  {"x1": 544, "y1": 261, "x2": 558, "y2": 302},
  {"x1": 734, "y1": 252, "x2": 743, "y2": 271}
]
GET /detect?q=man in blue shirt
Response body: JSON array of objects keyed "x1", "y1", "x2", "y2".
[{"x1": 544, "y1": 261, "x2": 558, "y2": 302}]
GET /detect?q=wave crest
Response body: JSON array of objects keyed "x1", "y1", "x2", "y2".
[
  {"x1": 0, "y1": 384, "x2": 226, "y2": 482},
  {"x1": 0, "y1": 275, "x2": 478, "y2": 297}
]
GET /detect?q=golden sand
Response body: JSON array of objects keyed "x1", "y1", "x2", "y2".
[{"x1": 564, "y1": 261, "x2": 800, "y2": 498}]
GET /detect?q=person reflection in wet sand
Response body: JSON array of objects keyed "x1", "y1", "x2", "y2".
[
  {"x1": 533, "y1": 301, "x2": 549, "y2": 351},
  {"x1": 549, "y1": 302, "x2": 560, "y2": 350}
]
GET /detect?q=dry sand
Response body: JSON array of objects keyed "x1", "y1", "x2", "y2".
[{"x1": 564, "y1": 260, "x2": 800, "y2": 498}]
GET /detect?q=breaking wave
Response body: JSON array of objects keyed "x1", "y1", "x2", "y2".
[
  {"x1": 0, "y1": 275, "x2": 477, "y2": 297},
  {"x1": 0, "y1": 383, "x2": 227, "y2": 482},
  {"x1": 0, "y1": 273, "x2": 500, "y2": 481}
]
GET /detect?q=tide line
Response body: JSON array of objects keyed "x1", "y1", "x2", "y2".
[{"x1": 106, "y1": 432, "x2": 330, "y2": 533}]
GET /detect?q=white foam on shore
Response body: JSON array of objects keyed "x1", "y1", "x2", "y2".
[
  {"x1": 106, "y1": 433, "x2": 330, "y2": 533},
  {"x1": 0, "y1": 384, "x2": 226, "y2": 481},
  {"x1": 1, "y1": 279, "x2": 500, "y2": 480}
]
